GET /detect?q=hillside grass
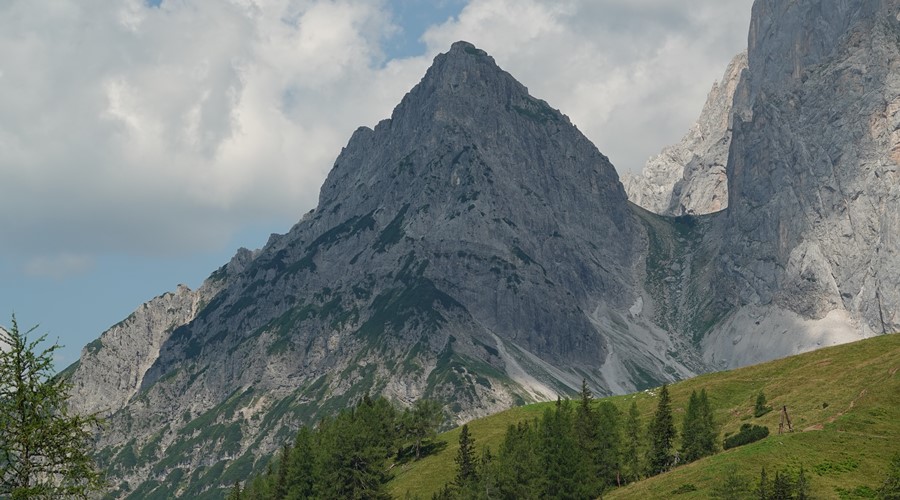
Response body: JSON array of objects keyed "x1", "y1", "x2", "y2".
[{"x1": 388, "y1": 333, "x2": 900, "y2": 499}]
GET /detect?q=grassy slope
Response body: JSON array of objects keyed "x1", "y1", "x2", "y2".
[{"x1": 388, "y1": 334, "x2": 900, "y2": 499}]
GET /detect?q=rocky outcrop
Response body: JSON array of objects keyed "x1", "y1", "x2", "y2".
[
  {"x1": 623, "y1": 52, "x2": 747, "y2": 215},
  {"x1": 68, "y1": 42, "x2": 704, "y2": 498},
  {"x1": 705, "y1": 0, "x2": 900, "y2": 366},
  {"x1": 66, "y1": 2, "x2": 900, "y2": 495}
]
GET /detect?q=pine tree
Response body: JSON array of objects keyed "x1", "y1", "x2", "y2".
[
  {"x1": 285, "y1": 426, "x2": 315, "y2": 500},
  {"x1": 771, "y1": 470, "x2": 793, "y2": 499},
  {"x1": 403, "y1": 399, "x2": 444, "y2": 460},
  {"x1": 539, "y1": 399, "x2": 582, "y2": 498},
  {"x1": 698, "y1": 389, "x2": 717, "y2": 456},
  {"x1": 682, "y1": 389, "x2": 717, "y2": 462},
  {"x1": 595, "y1": 401, "x2": 623, "y2": 489},
  {"x1": 756, "y1": 467, "x2": 769, "y2": 500},
  {"x1": 226, "y1": 481, "x2": 242, "y2": 500},
  {"x1": 272, "y1": 442, "x2": 291, "y2": 499},
  {"x1": 754, "y1": 392, "x2": 770, "y2": 417},
  {"x1": 680, "y1": 390, "x2": 701, "y2": 462},
  {"x1": 495, "y1": 421, "x2": 540, "y2": 500},
  {"x1": 711, "y1": 464, "x2": 751, "y2": 500},
  {"x1": 647, "y1": 383, "x2": 676, "y2": 475},
  {"x1": 575, "y1": 380, "x2": 602, "y2": 495},
  {"x1": 0, "y1": 316, "x2": 104, "y2": 498},
  {"x1": 454, "y1": 424, "x2": 478, "y2": 488},
  {"x1": 624, "y1": 400, "x2": 643, "y2": 482}
]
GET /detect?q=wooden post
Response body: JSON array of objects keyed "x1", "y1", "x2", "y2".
[{"x1": 779, "y1": 405, "x2": 793, "y2": 434}]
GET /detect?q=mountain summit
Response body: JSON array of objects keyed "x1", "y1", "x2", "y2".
[
  {"x1": 66, "y1": 2, "x2": 900, "y2": 493},
  {"x1": 68, "y1": 41, "x2": 702, "y2": 497}
]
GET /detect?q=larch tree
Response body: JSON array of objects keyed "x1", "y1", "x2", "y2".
[{"x1": 0, "y1": 315, "x2": 104, "y2": 499}]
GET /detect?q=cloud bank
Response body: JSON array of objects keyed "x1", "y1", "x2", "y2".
[{"x1": 0, "y1": 0, "x2": 753, "y2": 269}]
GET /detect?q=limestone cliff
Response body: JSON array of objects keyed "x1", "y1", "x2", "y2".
[
  {"x1": 623, "y1": 52, "x2": 747, "y2": 216},
  {"x1": 705, "y1": 0, "x2": 899, "y2": 366}
]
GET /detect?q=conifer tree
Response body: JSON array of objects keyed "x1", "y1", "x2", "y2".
[
  {"x1": 698, "y1": 389, "x2": 717, "y2": 455},
  {"x1": 623, "y1": 400, "x2": 643, "y2": 482},
  {"x1": 647, "y1": 383, "x2": 676, "y2": 475},
  {"x1": 681, "y1": 390, "x2": 702, "y2": 461},
  {"x1": 681, "y1": 388, "x2": 717, "y2": 462},
  {"x1": 575, "y1": 380, "x2": 602, "y2": 495},
  {"x1": 495, "y1": 421, "x2": 540, "y2": 500},
  {"x1": 0, "y1": 316, "x2": 104, "y2": 499},
  {"x1": 226, "y1": 481, "x2": 242, "y2": 500},
  {"x1": 539, "y1": 399, "x2": 582, "y2": 498},
  {"x1": 595, "y1": 401, "x2": 623, "y2": 488},
  {"x1": 757, "y1": 467, "x2": 769, "y2": 500},
  {"x1": 273, "y1": 443, "x2": 291, "y2": 499},
  {"x1": 771, "y1": 470, "x2": 793, "y2": 499},
  {"x1": 712, "y1": 464, "x2": 751, "y2": 500},
  {"x1": 754, "y1": 392, "x2": 770, "y2": 417},
  {"x1": 403, "y1": 399, "x2": 444, "y2": 460},
  {"x1": 454, "y1": 424, "x2": 478, "y2": 488},
  {"x1": 285, "y1": 426, "x2": 314, "y2": 500}
]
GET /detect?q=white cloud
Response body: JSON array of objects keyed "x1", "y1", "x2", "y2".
[
  {"x1": 0, "y1": 0, "x2": 753, "y2": 265},
  {"x1": 419, "y1": 0, "x2": 754, "y2": 171}
]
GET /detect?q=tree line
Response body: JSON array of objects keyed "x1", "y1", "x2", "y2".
[
  {"x1": 229, "y1": 396, "x2": 444, "y2": 499},
  {"x1": 432, "y1": 382, "x2": 717, "y2": 499}
]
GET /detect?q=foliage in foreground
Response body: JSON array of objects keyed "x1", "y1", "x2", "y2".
[
  {"x1": 0, "y1": 315, "x2": 104, "y2": 499},
  {"x1": 232, "y1": 396, "x2": 444, "y2": 499}
]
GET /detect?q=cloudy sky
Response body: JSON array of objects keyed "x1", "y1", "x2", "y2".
[{"x1": 0, "y1": 0, "x2": 754, "y2": 367}]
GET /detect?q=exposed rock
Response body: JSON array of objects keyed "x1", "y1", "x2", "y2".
[
  {"x1": 623, "y1": 52, "x2": 747, "y2": 215},
  {"x1": 716, "y1": 0, "x2": 900, "y2": 344},
  {"x1": 66, "y1": 41, "x2": 702, "y2": 497},
  {"x1": 64, "y1": 2, "x2": 900, "y2": 495}
]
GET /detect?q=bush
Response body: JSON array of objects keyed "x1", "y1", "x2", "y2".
[{"x1": 724, "y1": 423, "x2": 769, "y2": 450}]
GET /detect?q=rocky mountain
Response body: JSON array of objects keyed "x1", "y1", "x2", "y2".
[
  {"x1": 704, "y1": 0, "x2": 900, "y2": 366},
  {"x1": 68, "y1": 42, "x2": 704, "y2": 498},
  {"x1": 64, "y1": 0, "x2": 899, "y2": 496},
  {"x1": 623, "y1": 52, "x2": 747, "y2": 216}
]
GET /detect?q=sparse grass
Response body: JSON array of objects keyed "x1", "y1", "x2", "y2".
[{"x1": 388, "y1": 334, "x2": 900, "y2": 499}]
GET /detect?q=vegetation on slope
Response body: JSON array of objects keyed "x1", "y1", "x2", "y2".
[
  {"x1": 213, "y1": 334, "x2": 898, "y2": 499},
  {"x1": 387, "y1": 333, "x2": 899, "y2": 499}
]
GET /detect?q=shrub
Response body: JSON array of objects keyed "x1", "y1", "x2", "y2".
[{"x1": 723, "y1": 423, "x2": 769, "y2": 450}]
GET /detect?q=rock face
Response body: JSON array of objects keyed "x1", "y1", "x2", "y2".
[
  {"x1": 707, "y1": 0, "x2": 900, "y2": 365},
  {"x1": 67, "y1": 42, "x2": 702, "y2": 498},
  {"x1": 65, "y1": 1, "x2": 900, "y2": 495},
  {"x1": 623, "y1": 52, "x2": 747, "y2": 215}
]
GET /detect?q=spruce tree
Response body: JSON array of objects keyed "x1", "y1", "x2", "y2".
[
  {"x1": 771, "y1": 470, "x2": 793, "y2": 499},
  {"x1": 682, "y1": 389, "x2": 717, "y2": 462},
  {"x1": 595, "y1": 401, "x2": 623, "y2": 489},
  {"x1": 756, "y1": 467, "x2": 769, "y2": 500},
  {"x1": 226, "y1": 481, "x2": 242, "y2": 500},
  {"x1": 495, "y1": 421, "x2": 540, "y2": 499},
  {"x1": 698, "y1": 389, "x2": 717, "y2": 456},
  {"x1": 647, "y1": 383, "x2": 676, "y2": 475},
  {"x1": 754, "y1": 392, "x2": 770, "y2": 417},
  {"x1": 712, "y1": 464, "x2": 751, "y2": 500},
  {"x1": 273, "y1": 443, "x2": 291, "y2": 499},
  {"x1": 539, "y1": 399, "x2": 581, "y2": 498},
  {"x1": 624, "y1": 400, "x2": 643, "y2": 482},
  {"x1": 454, "y1": 424, "x2": 478, "y2": 488},
  {"x1": 285, "y1": 426, "x2": 315, "y2": 500},
  {"x1": 575, "y1": 380, "x2": 602, "y2": 495},
  {"x1": 680, "y1": 390, "x2": 701, "y2": 462}
]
